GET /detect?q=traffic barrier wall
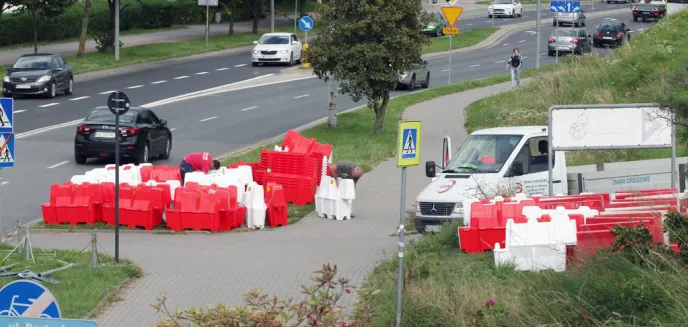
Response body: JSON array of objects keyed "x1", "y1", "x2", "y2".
[
  {"x1": 149, "y1": 165, "x2": 181, "y2": 182},
  {"x1": 263, "y1": 172, "x2": 316, "y2": 205},
  {"x1": 101, "y1": 184, "x2": 166, "y2": 230},
  {"x1": 282, "y1": 130, "x2": 315, "y2": 153},
  {"x1": 184, "y1": 170, "x2": 247, "y2": 204},
  {"x1": 245, "y1": 182, "x2": 267, "y2": 229},
  {"x1": 493, "y1": 207, "x2": 577, "y2": 272},
  {"x1": 260, "y1": 149, "x2": 321, "y2": 179},
  {"x1": 41, "y1": 183, "x2": 99, "y2": 225},
  {"x1": 264, "y1": 182, "x2": 288, "y2": 227},
  {"x1": 144, "y1": 180, "x2": 180, "y2": 209},
  {"x1": 182, "y1": 183, "x2": 244, "y2": 228},
  {"x1": 315, "y1": 175, "x2": 355, "y2": 220},
  {"x1": 166, "y1": 187, "x2": 236, "y2": 232}
]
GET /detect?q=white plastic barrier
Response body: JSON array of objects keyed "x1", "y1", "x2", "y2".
[
  {"x1": 494, "y1": 206, "x2": 577, "y2": 272},
  {"x1": 186, "y1": 170, "x2": 248, "y2": 204},
  {"x1": 145, "y1": 179, "x2": 181, "y2": 203},
  {"x1": 245, "y1": 182, "x2": 266, "y2": 229},
  {"x1": 521, "y1": 205, "x2": 598, "y2": 220},
  {"x1": 316, "y1": 176, "x2": 355, "y2": 220}
]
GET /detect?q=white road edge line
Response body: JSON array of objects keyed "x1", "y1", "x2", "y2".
[
  {"x1": 234, "y1": 64, "x2": 247, "y2": 67},
  {"x1": 196, "y1": 72, "x2": 209, "y2": 75},
  {"x1": 199, "y1": 116, "x2": 218, "y2": 122},
  {"x1": 216, "y1": 68, "x2": 230, "y2": 71},
  {"x1": 174, "y1": 76, "x2": 190, "y2": 80},
  {"x1": 14, "y1": 110, "x2": 26, "y2": 114},
  {"x1": 47, "y1": 161, "x2": 69, "y2": 169},
  {"x1": 293, "y1": 94, "x2": 310, "y2": 99},
  {"x1": 98, "y1": 90, "x2": 115, "y2": 95},
  {"x1": 69, "y1": 96, "x2": 90, "y2": 101},
  {"x1": 241, "y1": 106, "x2": 258, "y2": 111},
  {"x1": 441, "y1": 69, "x2": 452, "y2": 72},
  {"x1": 126, "y1": 85, "x2": 144, "y2": 89},
  {"x1": 151, "y1": 80, "x2": 167, "y2": 84},
  {"x1": 38, "y1": 103, "x2": 59, "y2": 108}
]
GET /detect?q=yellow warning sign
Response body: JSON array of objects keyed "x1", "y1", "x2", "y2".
[
  {"x1": 441, "y1": 7, "x2": 464, "y2": 27},
  {"x1": 443, "y1": 27, "x2": 459, "y2": 35}
]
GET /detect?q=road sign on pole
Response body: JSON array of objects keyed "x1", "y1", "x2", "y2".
[
  {"x1": 443, "y1": 27, "x2": 459, "y2": 35},
  {"x1": 0, "y1": 317, "x2": 97, "y2": 327},
  {"x1": 440, "y1": 6, "x2": 464, "y2": 27},
  {"x1": 445, "y1": 0, "x2": 459, "y2": 7},
  {"x1": 0, "y1": 280, "x2": 61, "y2": 318},
  {"x1": 550, "y1": 0, "x2": 581, "y2": 12},
  {"x1": 0, "y1": 98, "x2": 14, "y2": 134},
  {"x1": 0, "y1": 133, "x2": 15, "y2": 168},
  {"x1": 299, "y1": 16, "x2": 314, "y2": 32},
  {"x1": 107, "y1": 91, "x2": 131, "y2": 264}
]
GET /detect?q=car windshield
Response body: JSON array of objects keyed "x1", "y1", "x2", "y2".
[
  {"x1": 599, "y1": 24, "x2": 620, "y2": 32},
  {"x1": 494, "y1": 0, "x2": 512, "y2": 4},
  {"x1": 553, "y1": 29, "x2": 577, "y2": 36},
  {"x1": 12, "y1": 56, "x2": 51, "y2": 70},
  {"x1": 443, "y1": 134, "x2": 523, "y2": 173},
  {"x1": 259, "y1": 35, "x2": 289, "y2": 45},
  {"x1": 85, "y1": 110, "x2": 137, "y2": 124}
]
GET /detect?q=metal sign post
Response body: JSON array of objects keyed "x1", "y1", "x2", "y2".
[
  {"x1": 299, "y1": 16, "x2": 314, "y2": 45},
  {"x1": 536, "y1": 0, "x2": 541, "y2": 69},
  {"x1": 0, "y1": 97, "x2": 15, "y2": 239},
  {"x1": 440, "y1": 5, "x2": 463, "y2": 85},
  {"x1": 395, "y1": 121, "x2": 422, "y2": 327},
  {"x1": 198, "y1": 0, "x2": 219, "y2": 48},
  {"x1": 107, "y1": 91, "x2": 131, "y2": 264},
  {"x1": 114, "y1": 0, "x2": 119, "y2": 61}
]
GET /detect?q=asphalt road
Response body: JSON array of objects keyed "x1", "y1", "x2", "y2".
[
  {"x1": 5, "y1": 4, "x2": 632, "y2": 134},
  {"x1": 0, "y1": 13, "x2": 650, "y2": 232}
]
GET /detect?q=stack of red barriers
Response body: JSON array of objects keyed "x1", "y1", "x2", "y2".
[
  {"x1": 166, "y1": 183, "x2": 246, "y2": 232},
  {"x1": 458, "y1": 189, "x2": 684, "y2": 257}
]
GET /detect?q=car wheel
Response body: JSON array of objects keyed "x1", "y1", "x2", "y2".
[
  {"x1": 252, "y1": 62, "x2": 258, "y2": 67},
  {"x1": 581, "y1": 20, "x2": 585, "y2": 26},
  {"x1": 548, "y1": 50, "x2": 555, "y2": 56},
  {"x1": 65, "y1": 78, "x2": 73, "y2": 95},
  {"x1": 518, "y1": 9, "x2": 522, "y2": 17},
  {"x1": 488, "y1": 14, "x2": 492, "y2": 18},
  {"x1": 75, "y1": 154, "x2": 87, "y2": 164},
  {"x1": 47, "y1": 82, "x2": 56, "y2": 99},
  {"x1": 288, "y1": 53, "x2": 294, "y2": 66},
  {"x1": 135, "y1": 142, "x2": 150, "y2": 165},
  {"x1": 159, "y1": 138, "x2": 171, "y2": 159},
  {"x1": 553, "y1": 20, "x2": 556, "y2": 26},
  {"x1": 435, "y1": 28, "x2": 441, "y2": 37},
  {"x1": 421, "y1": 72, "x2": 430, "y2": 88},
  {"x1": 2, "y1": 93, "x2": 11, "y2": 98},
  {"x1": 407, "y1": 76, "x2": 415, "y2": 91}
]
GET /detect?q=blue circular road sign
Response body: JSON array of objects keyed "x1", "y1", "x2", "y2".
[
  {"x1": 298, "y1": 16, "x2": 314, "y2": 32},
  {"x1": 0, "y1": 280, "x2": 61, "y2": 319}
]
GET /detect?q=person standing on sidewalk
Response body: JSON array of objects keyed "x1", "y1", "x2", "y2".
[
  {"x1": 507, "y1": 48, "x2": 523, "y2": 88},
  {"x1": 179, "y1": 152, "x2": 221, "y2": 184}
]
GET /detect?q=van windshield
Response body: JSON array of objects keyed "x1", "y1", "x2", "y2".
[{"x1": 443, "y1": 134, "x2": 523, "y2": 173}]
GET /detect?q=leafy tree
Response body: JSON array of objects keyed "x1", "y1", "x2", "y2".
[
  {"x1": 220, "y1": 0, "x2": 243, "y2": 35},
  {"x1": 18, "y1": 0, "x2": 76, "y2": 54},
  {"x1": 657, "y1": 64, "x2": 688, "y2": 137},
  {"x1": 245, "y1": 0, "x2": 264, "y2": 33},
  {"x1": 308, "y1": 0, "x2": 428, "y2": 135}
]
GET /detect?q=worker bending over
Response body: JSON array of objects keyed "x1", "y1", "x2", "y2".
[
  {"x1": 180, "y1": 152, "x2": 221, "y2": 184},
  {"x1": 327, "y1": 161, "x2": 364, "y2": 186}
]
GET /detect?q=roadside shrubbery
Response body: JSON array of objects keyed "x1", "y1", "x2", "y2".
[{"x1": 464, "y1": 10, "x2": 688, "y2": 165}]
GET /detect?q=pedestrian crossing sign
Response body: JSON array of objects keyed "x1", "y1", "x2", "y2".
[
  {"x1": 0, "y1": 133, "x2": 14, "y2": 168},
  {"x1": 397, "y1": 120, "x2": 421, "y2": 167},
  {"x1": 0, "y1": 98, "x2": 14, "y2": 134}
]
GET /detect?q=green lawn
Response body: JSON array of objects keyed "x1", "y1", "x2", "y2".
[
  {"x1": 0, "y1": 243, "x2": 140, "y2": 319},
  {"x1": 423, "y1": 27, "x2": 499, "y2": 54}
]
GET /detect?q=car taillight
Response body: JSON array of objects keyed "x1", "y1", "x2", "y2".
[
  {"x1": 616, "y1": 33, "x2": 623, "y2": 38},
  {"x1": 76, "y1": 125, "x2": 91, "y2": 134},
  {"x1": 632, "y1": 10, "x2": 638, "y2": 14},
  {"x1": 571, "y1": 38, "x2": 580, "y2": 44},
  {"x1": 595, "y1": 32, "x2": 600, "y2": 37},
  {"x1": 548, "y1": 37, "x2": 555, "y2": 43},
  {"x1": 120, "y1": 127, "x2": 140, "y2": 135}
]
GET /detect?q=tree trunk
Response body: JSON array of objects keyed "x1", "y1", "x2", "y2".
[
  {"x1": 373, "y1": 91, "x2": 390, "y2": 135},
  {"x1": 103, "y1": 0, "x2": 116, "y2": 54},
  {"x1": 31, "y1": 10, "x2": 38, "y2": 54},
  {"x1": 228, "y1": 11, "x2": 234, "y2": 35},
  {"x1": 251, "y1": 0, "x2": 259, "y2": 33},
  {"x1": 77, "y1": 0, "x2": 92, "y2": 59},
  {"x1": 299, "y1": 0, "x2": 306, "y2": 16}
]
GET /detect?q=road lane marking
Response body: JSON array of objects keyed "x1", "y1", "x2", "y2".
[
  {"x1": 518, "y1": 39, "x2": 526, "y2": 43},
  {"x1": 151, "y1": 80, "x2": 167, "y2": 84},
  {"x1": 495, "y1": 60, "x2": 506, "y2": 63},
  {"x1": 199, "y1": 116, "x2": 217, "y2": 122},
  {"x1": 234, "y1": 64, "x2": 247, "y2": 67},
  {"x1": 69, "y1": 96, "x2": 90, "y2": 101},
  {"x1": 469, "y1": 64, "x2": 480, "y2": 68},
  {"x1": 522, "y1": 56, "x2": 528, "y2": 59},
  {"x1": 1, "y1": 182, "x2": 8, "y2": 186},
  {"x1": 466, "y1": 23, "x2": 473, "y2": 26},
  {"x1": 126, "y1": 85, "x2": 144, "y2": 89},
  {"x1": 174, "y1": 76, "x2": 189, "y2": 80},
  {"x1": 16, "y1": 119, "x2": 84, "y2": 139},
  {"x1": 14, "y1": 110, "x2": 26, "y2": 114},
  {"x1": 47, "y1": 161, "x2": 69, "y2": 169},
  {"x1": 441, "y1": 69, "x2": 452, "y2": 72},
  {"x1": 541, "y1": 52, "x2": 547, "y2": 55},
  {"x1": 196, "y1": 72, "x2": 209, "y2": 75},
  {"x1": 38, "y1": 103, "x2": 59, "y2": 108},
  {"x1": 502, "y1": 43, "x2": 509, "y2": 46},
  {"x1": 294, "y1": 94, "x2": 310, "y2": 99},
  {"x1": 485, "y1": 20, "x2": 492, "y2": 23},
  {"x1": 99, "y1": 90, "x2": 115, "y2": 94},
  {"x1": 170, "y1": 128, "x2": 177, "y2": 131},
  {"x1": 215, "y1": 68, "x2": 230, "y2": 71},
  {"x1": 241, "y1": 106, "x2": 258, "y2": 111}
]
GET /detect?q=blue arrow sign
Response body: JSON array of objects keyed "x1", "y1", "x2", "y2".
[
  {"x1": 550, "y1": 0, "x2": 581, "y2": 12},
  {"x1": 0, "y1": 280, "x2": 61, "y2": 319},
  {"x1": 298, "y1": 16, "x2": 314, "y2": 32}
]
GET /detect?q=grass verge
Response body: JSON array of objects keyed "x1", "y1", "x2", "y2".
[
  {"x1": 0, "y1": 25, "x2": 320, "y2": 75},
  {"x1": 464, "y1": 10, "x2": 688, "y2": 166},
  {"x1": 0, "y1": 243, "x2": 140, "y2": 318},
  {"x1": 363, "y1": 220, "x2": 688, "y2": 326},
  {"x1": 423, "y1": 27, "x2": 499, "y2": 54}
]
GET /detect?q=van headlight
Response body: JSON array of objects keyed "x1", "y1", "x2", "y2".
[
  {"x1": 453, "y1": 203, "x2": 463, "y2": 213},
  {"x1": 2, "y1": 76, "x2": 8, "y2": 83},
  {"x1": 279, "y1": 50, "x2": 289, "y2": 54},
  {"x1": 37, "y1": 75, "x2": 51, "y2": 83},
  {"x1": 253, "y1": 50, "x2": 259, "y2": 54},
  {"x1": 415, "y1": 201, "x2": 420, "y2": 213}
]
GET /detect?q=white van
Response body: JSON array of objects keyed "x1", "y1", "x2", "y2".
[{"x1": 414, "y1": 126, "x2": 569, "y2": 233}]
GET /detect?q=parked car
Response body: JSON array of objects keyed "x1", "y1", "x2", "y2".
[
  {"x1": 74, "y1": 106, "x2": 173, "y2": 165},
  {"x1": 488, "y1": 0, "x2": 523, "y2": 18},
  {"x1": 422, "y1": 12, "x2": 448, "y2": 37},
  {"x1": 592, "y1": 21, "x2": 631, "y2": 47},
  {"x1": 547, "y1": 28, "x2": 593, "y2": 56},
  {"x1": 632, "y1": 2, "x2": 666, "y2": 21},
  {"x1": 2, "y1": 53, "x2": 73, "y2": 98},
  {"x1": 397, "y1": 61, "x2": 430, "y2": 91},
  {"x1": 251, "y1": 32, "x2": 303, "y2": 66},
  {"x1": 553, "y1": 11, "x2": 587, "y2": 27}
]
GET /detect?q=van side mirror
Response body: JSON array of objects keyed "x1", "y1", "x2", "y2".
[
  {"x1": 511, "y1": 162, "x2": 524, "y2": 176},
  {"x1": 253, "y1": 41, "x2": 258, "y2": 45},
  {"x1": 426, "y1": 161, "x2": 436, "y2": 178},
  {"x1": 159, "y1": 119, "x2": 167, "y2": 126}
]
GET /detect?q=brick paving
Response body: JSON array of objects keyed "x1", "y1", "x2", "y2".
[{"x1": 27, "y1": 81, "x2": 516, "y2": 326}]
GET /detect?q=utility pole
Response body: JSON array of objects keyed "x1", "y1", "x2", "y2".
[
  {"x1": 271, "y1": 0, "x2": 275, "y2": 32},
  {"x1": 114, "y1": 0, "x2": 120, "y2": 61},
  {"x1": 535, "y1": 0, "x2": 541, "y2": 69}
]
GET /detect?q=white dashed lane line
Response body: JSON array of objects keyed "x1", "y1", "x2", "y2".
[
  {"x1": 69, "y1": 96, "x2": 90, "y2": 101},
  {"x1": 541, "y1": 52, "x2": 547, "y2": 56},
  {"x1": 294, "y1": 94, "x2": 310, "y2": 99},
  {"x1": 151, "y1": 80, "x2": 167, "y2": 84},
  {"x1": 519, "y1": 39, "x2": 526, "y2": 43},
  {"x1": 47, "y1": 161, "x2": 69, "y2": 169},
  {"x1": 38, "y1": 103, "x2": 59, "y2": 108},
  {"x1": 126, "y1": 85, "x2": 144, "y2": 89},
  {"x1": 216, "y1": 68, "x2": 230, "y2": 71},
  {"x1": 234, "y1": 64, "x2": 247, "y2": 67},
  {"x1": 170, "y1": 128, "x2": 177, "y2": 131},
  {"x1": 502, "y1": 43, "x2": 509, "y2": 46},
  {"x1": 469, "y1": 64, "x2": 480, "y2": 68},
  {"x1": 1, "y1": 181, "x2": 8, "y2": 186},
  {"x1": 495, "y1": 60, "x2": 506, "y2": 64},
  {"x1": 195, "y1": 72, "x2": 209, "y2": 75},
  {"x1": 442, "y1": 69, "x2": 452, "y2": 72},
  {"x1": 173, "y1": 76, "x2": 189, "y2": 80},
  {"x1": 99, "y1": 90, "x2": 115, "y2": 95},
  {"x1": 14, "y1": 110, "x2": 26, "y2": 114},
  {"x1": 466, "y1": 23, "x2": 474, "y2": 26},
  {"x1": 199, "y1": 116, "x2": 217, "y2": 122},
  {"x1": 241, "y1": 106, "x2": 258, "y2": 111}
]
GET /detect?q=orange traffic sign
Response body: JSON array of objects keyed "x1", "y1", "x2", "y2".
[{"x1": 441, "y1": 7, "x2": 464, "y2": 27}]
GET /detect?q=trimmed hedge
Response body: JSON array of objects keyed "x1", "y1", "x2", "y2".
[{"x1": 0, "y1": 0, "x2": 208, "y2": 47}]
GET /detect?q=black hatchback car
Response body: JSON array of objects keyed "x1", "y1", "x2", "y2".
[
  {"x1": 593, "y1": 21, "x2": 631, "y2": 47},
  {"x1": 74, "y1": 107, "x2": 173, "y2": 165},
  {"x1": 2, "y1": 54, "x2": 73, "y2": 98}
]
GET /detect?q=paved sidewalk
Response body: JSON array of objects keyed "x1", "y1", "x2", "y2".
[
  {"x1": 0, "y1": 16, "x2": 293, "y2": 65},
  {"x1": 24, "y1": 81, "x2": 516, "y2": 326}
]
